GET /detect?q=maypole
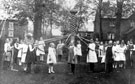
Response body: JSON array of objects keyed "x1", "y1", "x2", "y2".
[{"x1": 69, "y1": 10, "x2": 78, "y2": 44}]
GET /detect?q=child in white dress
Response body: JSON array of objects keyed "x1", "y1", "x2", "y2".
[
  {"x1": 17, "y1": 40, "x2": 23, "y2": 65},
  {"x1": 21, "y1": 41, "x2": 28, "y2": 71},
  {"x1": 47, "y1": 43, "x2": 57, "y2": 74},
  {"x1": 36, "y1": 37, "x2": 45, "y2": 62},
  {"x1": 99, "y1": 42, "x2": 106, "y2": 63},
  {"x1": 76, "y1": 40, "x2": 82, "y2": 63}
]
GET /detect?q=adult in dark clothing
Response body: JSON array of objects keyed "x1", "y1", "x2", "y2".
[
  {"x1": 126, "y1": 41, "x2": 133, "y2": 68},
  {"x1": 105, "y1": 41, "x2": 113, "y2": 73},
  {"x1": 13, "y1": 38, "x2": 19, "y2": 64},
  {"x1": 25, "y1": 44, "x2": 36, "y2": 73}
]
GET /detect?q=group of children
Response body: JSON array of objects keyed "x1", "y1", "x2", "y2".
[
  {"x1": 3, "y1": 34, "x2": 135, "y2": 74},
  {"x1": 87, "y1": 39, "x2": 135, "y2": 73},
  {"x1": 4, "y1": 36, "x2": 45, "y2": 72},
  {"x1": 3, "y1": 35, "x2": 67, "y2": 73}
]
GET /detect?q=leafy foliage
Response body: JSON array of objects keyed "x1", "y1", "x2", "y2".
[{"x1": 101, "y1": 0, "x2": 135, "y2": 18}]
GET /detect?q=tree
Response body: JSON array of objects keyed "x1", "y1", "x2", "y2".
[
  {"x1": 2, "y1": 0, "x2": 64, "y2": 39},
  {"x1": 34, "y1": 0, "x2": 42, "y2": 40},
  {"x1": 115, "y1": 0, "x2": 124, "y2": 40}
]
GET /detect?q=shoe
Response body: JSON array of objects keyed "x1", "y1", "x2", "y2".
[
  {"x1": 51, "y1": 71, "x2": 55, "y2": 73},
  {"x1": 48, "y1": 69, "x2": 51, "y2": 74},
  {"x1": 48, "y1": 71, "x2": 51, "y2": 74},
  {"x1": 24, "y1": 67, "x2": 27, "y2": 71}
]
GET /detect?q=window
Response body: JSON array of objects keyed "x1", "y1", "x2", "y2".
[
  {"x1": 130, "y1": 20, "x2": 135, "y2": 27},
  {"x1": 107, "y1": 32, "x2": 115, "y2": 40},
  {"x1": 109, "y1": 21, "x2": 115, "y2": 27}
]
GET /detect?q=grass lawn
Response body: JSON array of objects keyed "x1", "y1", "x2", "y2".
[{"x1": 0, "y1": 62, "x2": 135, "y2": 84}]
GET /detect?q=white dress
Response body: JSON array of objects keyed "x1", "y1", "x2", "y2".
[
  {"x1": 21, "y1": 44, "x2": 28, "y2": 63},
  {"x1": 116, "y1": 45, "x2": 127, "y2": 61},
  {"x1": 112, "y1": 45, "x2": 117, "y2": 61},
  {"x1": 76, "y1": 44, "x2": 82, "y2": 56},
  {"x1": 99, "y1": 45, "x2": 106, "y2": 63},
  {"x1": 47, "y1": 47, "x2": 57, "y2": 64},
  {"x1": 87, "y1": 43, "x2": 98, "y2": 63},
  {"x1": 36, "y1": 41, "x2": 45, "y2": 56},
  {"x1": 114, "y1": 45, "x2": 120, "y2": 61},
  {"x1": 17, "y1": 44, "x2": 23, "y2": 58}
]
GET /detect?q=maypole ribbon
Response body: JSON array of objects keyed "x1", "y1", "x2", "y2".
[
  {"x1": 80, "y1": 36, "x2": 90, "y2": 42},
  {"x1": 77, "y1": 35, "x2": 88, "y2": 46},
  {"x1": 43, "y1": 34, "x2": 69, "y2": 43},
  {"x1": 64, "y1": 34, "x2": 72, "y2": 45}
]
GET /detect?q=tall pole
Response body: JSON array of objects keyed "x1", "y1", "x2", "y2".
[{"x1": 70, "y1": 10, "x2": 78, "y2": 44}]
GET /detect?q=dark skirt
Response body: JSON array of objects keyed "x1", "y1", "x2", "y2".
[
  {"x1": 126, "y1": 50, "x2": 131, "y2": 67},
  {"x1": 131, "y1": 51, "x2": 135, "y2": 62},
  {"x1": 105, "y1": 47, "x2": 113, "y2": 73},
  {"x1": 25, "y1": 48, "x2": 37, "y2": 64},
  {"x1": 13, "y1": 48, "x2": 18, "y2": 64}
]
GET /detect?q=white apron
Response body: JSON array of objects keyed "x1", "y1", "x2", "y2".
[
  {"x1": 76, "y1": 44, "x2": 82, "y2": 56},
  {"x1": 17, "y1": 44, "x2": 23, "y2": 58},
  {"x1": 87, "y1": 43, "x2": 98, "y2": 63},
  {"x1": 21, "y1": 44, "x2": 28, "y2": 63},
  {"x1": 114, "y1": 45, "x2": 121, "y2": 61},
  {"x1": 99, "y1": 45, "x2": 106, "y2": 63}
]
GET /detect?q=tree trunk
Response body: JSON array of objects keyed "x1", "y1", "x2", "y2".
[
  {"x1": 34, "y1": 15, "x2": 42, "y2": 40},
  {"x1": 94, "y1": 10, "x2": 100, "y2": 39},
  {"x1": 33, "y1": 0, "x2": 42, "y2": 40},
  {"x1": 115, "y1": 1, "x2": 123, "y2": 40},
  {"x1": 94, "y1": 0, "x2": 103, "y2": 40},
  {"x1": 99, "y1": 0, "x2": 103, "y2": 41}
]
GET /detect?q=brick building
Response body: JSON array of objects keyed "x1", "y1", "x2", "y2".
[
  {"x1": 0, "y1": 19, "x2": 28, "y2": 40},
  {"x1": 94, "y1": 13, "x2": 135, "y2": 41}
]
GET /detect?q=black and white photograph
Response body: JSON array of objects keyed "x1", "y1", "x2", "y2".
[{"x1": 0, "y1": 0, "x2": 135, "y2": 84}]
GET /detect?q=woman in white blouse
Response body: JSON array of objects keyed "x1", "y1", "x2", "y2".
[
  {"x1": 87, "y1": 39, "x2": 98, "y2": 72},
  {"x1": 116, "y1": 41, "x2": 127, "y2": 69}
]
